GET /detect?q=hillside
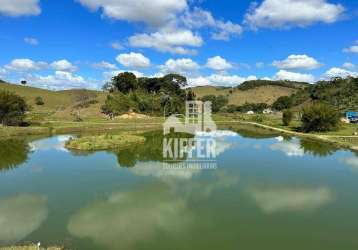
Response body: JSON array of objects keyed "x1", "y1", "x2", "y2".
[
  {"x1": 192, "y1": 80, "x2": 307, "y2": 106},
  {"x1": 290, "y1": 77, "x2": 358, "y2": 112},
  {"x1": 0, "y1": 81, "x2": 107, "y2": 120}
]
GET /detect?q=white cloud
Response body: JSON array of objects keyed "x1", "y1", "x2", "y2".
[
  {"x1": 182, "y1": 8, "x2": 243, "y2": 41},
  {"x1": 343, "y1": 41, "x2": 358, "y2": 54},
  {"x1": 323, "y1": 67, "x2": 358, "y2": 79},
  {"x1": 188, "y1": 74, "x2": 257, "y2": 87},
  {"x1": 206, "y1": 56, "x2": 232, "y2": 71},
  {"x1": 128, "y1": 29, "x2": 202, "y2": 55},
  {"x1": 342, "y1": 62, "x2": 355, "y2": 70},
  {"x1": 5, "y1": 59, "x2": 47, "y2": 72},
  {"x1": 24, "y1": 37, "x2": 39, "y2": 46},
  {"x1": 26, "y1": 71, "x2": 97, "y2": 90},
  {"x1": 116, "y1": 52, "x2": 151, "y2": 68},
  {"x1": 160, "y1": 58, "x2": 199, "y2": 75},
  {"x1": 245, "y1": 0, "x2": 344, "y2": 29},
  {"x1": 0, "y1": 0, "x2": 41, "y2": 17},
  {"x1": 77, "y1": 0, "x2": 187, "y2": 27},
  {"x1": 92, "y1": 61, "x2": 117, "y2": 70},
  {"x1": 50, "y1": 59, "x2": 78, "y2": 72},
  {"x1": 274, "y1": 70, "x2": 315, "y2": 83},
  {"x1": 0, "y1": 67, "x2": 6, "y2": 77},
  {"x1": 110, "y1": 41, "x2": 124, "y2": 50},
  {"x1": 103, "y1": 70, "x2": 144, "y2": 80},
  {"x1": 273, "y1": 54, "x2": 322, "y2": 70}
]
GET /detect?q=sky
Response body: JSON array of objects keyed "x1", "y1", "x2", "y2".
[{"x1": 0, "y1": 0, "x2": 357, "y2": 90}]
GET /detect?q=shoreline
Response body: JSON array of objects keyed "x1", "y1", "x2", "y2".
[{"x1": 1, "y1": 119, "x2": 358, "y2": 151}]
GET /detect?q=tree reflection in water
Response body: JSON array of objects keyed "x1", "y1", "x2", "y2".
[{"x1": 0, "y1": 138, "x2": 31, "y2": 171}]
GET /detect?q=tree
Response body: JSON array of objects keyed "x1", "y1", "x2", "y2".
[
  {"x1": 20, "y1": 80, "x2": 27, "y2": 85},
  {"x1": 101, "y1": 93, "x2": 132, "y2": 119},
  {"x1": 301, "y1": 103, "x2": 340, "y2": 132},
  {"x1": 272, "y1": 96, "x2": 292, "y2": 111},
  {"x1": 0, "y1": 91, "x2": 29, "y2": 126},
  {"x1": 35, "y1": 96, "x2": 44, "y2": 105},
  {"x1": 282, "y1": 109, "x2": 293, "y2": 126},
  {"x1": 110, "y1": 72, "x2": 137, "y2": 94},
  {"x1": 201, "y1": 95, "x2": 228, "y2": 113}
]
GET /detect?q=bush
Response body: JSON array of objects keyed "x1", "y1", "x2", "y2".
[
  {"x1": 282, "y1": 109, "x2": 293, "y2": 126},
  {"x1": 301, "y1": 103, "x2": 340, "y2": 132},
  {"x1": 0, "y1": 91, "x2": 29, "y2": 126},
  {"x1": 201, "y1": 95, "x2": 228, "y2": 113},
  {"x1": 272, "y1": 96, "x2": 292, "y2": 111},
  {"x1": 35, "y1": 96, "x2": 44, "y2": 105}
]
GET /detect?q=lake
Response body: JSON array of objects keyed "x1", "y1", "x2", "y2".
[{"x1": 1, "y1": 128, "x2": 358, "y2": 250}]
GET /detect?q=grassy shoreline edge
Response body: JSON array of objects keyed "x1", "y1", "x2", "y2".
[{"x1": 0, "y1": 118, "x2": 357, "y2": 151}]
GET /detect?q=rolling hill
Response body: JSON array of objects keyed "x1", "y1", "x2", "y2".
[
  {"x1": 0, "y1": 81, "x2": 107, "y2": 120},
  {"x1": 192, "y1": 80, "x2": 308, "y2": 106}
]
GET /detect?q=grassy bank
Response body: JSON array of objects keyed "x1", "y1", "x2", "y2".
[
  {"x1": 65, "y1": 133, "x2": 146, "y2": 150},
  {"x1": 0, "y1": 245, "x2": 63, "y2": 250}
]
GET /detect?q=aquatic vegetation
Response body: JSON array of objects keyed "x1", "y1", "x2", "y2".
[{"x1": 65, "y1": 133, "x2": 146, "y2": 151}]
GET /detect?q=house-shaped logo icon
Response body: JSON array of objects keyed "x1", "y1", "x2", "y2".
[{"x1": 163, "y1": 101, "x2": 217, "y2": 135}]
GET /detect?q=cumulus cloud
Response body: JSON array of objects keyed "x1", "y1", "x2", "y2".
[
  {"x1": 323, "y1": 67, "x2": 358, "y2": 79},
  {"x1": 103, "y1": 70, "x2": 144, "y2": 80},
  {"x1": 0, "y1": 194, "x2": 48, "y2": 244},
  {"x1": 0, "y1": 0, "x2": 41, "y2": 17},
  {"x1": 77, "y1": 0, "x2": 187, "y2": 27},
  {"x1": 50, "y1": 59, "x2": 78, "y2": 72},
  {"x1": 274, "y1": 70, "x2": 315, "y2": 83},
  {"x1": 160, "y1": 58, "x2": 199, "y2": 76},
  {"x1": 116, "y1": 52, "x2": 151, "y2": 68},
  {"x1": 245, "y1": 0, "x2": 344, "y2": 29},
  {"x1": 5, "y1": 58, "x2": 47, "y2": 72},
  {"x1": 92, "y1": 61, "x2": 117, "y2": 70},
  {"x1": 188, "y1": 74, "x2": 257, "y2": 87},
  {"x1": 182, "y1": 7, "x2": 243, "y2": 41},
  {"x1": 273, "y1": 54, "x2": 322, "y2": 70},
  {"x1": 128, "y1": 29, "x2": 202, "y2": 55},
  {"x1": 206, "y1": 56, "x2": 232, "y2": 71},
  {"x1": 24, "y1": 37, "x2": 39, "y2": 46},
  {"x1": 343, "y1": 40, "x2": 358, "y2": 54},
  {"x1": 26, "y1": 71, "x2": 96, "y2": 90},
  {"x1": 248, "y1": 186, "x2": 334, "y2": 213}
]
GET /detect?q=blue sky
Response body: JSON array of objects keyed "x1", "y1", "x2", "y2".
[{"x1": 0, "y1": 0, "x2": 357, "y2": 90}]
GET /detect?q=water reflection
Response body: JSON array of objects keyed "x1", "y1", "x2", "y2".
[
  {"x1": 248, "y1": 186, "x2": 334, "y2": 214},
  {"x1": 269, "y1": 137, "x2": 339, "y2": 158},
  {"x1": 68, "y1": 184, "x2": 192, "y2": 249},
  {"x1": 0, "y1": 194, "x2": 48, "y2": 244},
  {"x1": 300, "y1": 139, "x2": 338, "y2": 157},
  {"x1": 0, "y1": 138, "x2": 31, "y2": 171}
]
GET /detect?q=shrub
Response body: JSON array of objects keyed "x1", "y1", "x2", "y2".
[
  {"x1": 272, "y1": 96, "x2": 292, "y2": 111},
  {"x1": 0, "y1": 91, "x2": 29, "y2": 126},
  {"x1": 201, "y1": 95, "x2": 228, "y2": 113},
  {"x1": 301, "y1": 103, "x2": 340, "y2": 132},
  {"x1": 282, "y1": 109, "x2": 293, "y2": 126},
  {"x1": 35, "y1": 96, "x2": 44, "y2": 105}
]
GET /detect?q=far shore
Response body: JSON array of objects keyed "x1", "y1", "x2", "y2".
[{"x1": 0, "y1": 115, "x2": 358, "y2": 151}]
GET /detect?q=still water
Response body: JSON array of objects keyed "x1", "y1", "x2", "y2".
[{"x1": 1, "y1": 128, "x2": 358, "y2": 250}]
